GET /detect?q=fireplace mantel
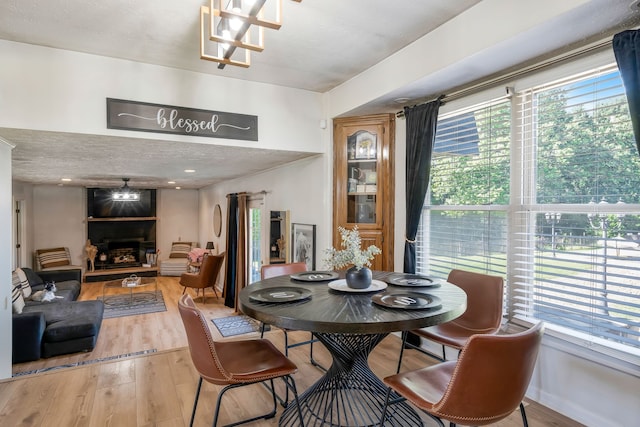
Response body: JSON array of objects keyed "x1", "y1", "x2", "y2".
[{"x1": 88, "y1": 216, "x2": 157, "y2": 222}]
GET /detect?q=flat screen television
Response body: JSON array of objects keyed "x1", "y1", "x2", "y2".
[{"x1": 87, "y1": 188, "x2": 156, "y2": 218}]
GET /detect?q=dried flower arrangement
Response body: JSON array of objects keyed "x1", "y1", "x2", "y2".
[{"x1": 324, "y1": 226, "x2": 381, "y2": 270}]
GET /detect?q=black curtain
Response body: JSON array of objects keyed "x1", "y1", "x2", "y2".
[
  {"x1": 224, "y1": 194, "x2": 239, "y2": 308},
  {"x1": 613, "y1": 30, "x2": 640, "y2": 155},
  {"x1": 403, "y1": 97, "x2": 443, "y2": 273}
]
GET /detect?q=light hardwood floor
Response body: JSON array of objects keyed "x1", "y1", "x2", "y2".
[{"x1": 3, "y1": 276, "x2": 583, "y2": 426}]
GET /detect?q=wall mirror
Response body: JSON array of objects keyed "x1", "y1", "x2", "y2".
[{"x1": 213, "y1": 204, "x2": 222, "y2": 237}]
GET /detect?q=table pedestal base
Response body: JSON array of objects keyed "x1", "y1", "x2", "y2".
[{"x1": 279, "y1": 333, "x2": 423, "y2": 427}]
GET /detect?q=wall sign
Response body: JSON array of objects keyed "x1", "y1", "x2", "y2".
[{"x1": 106, "y1": 98, "x2": 258, "y2": 141}]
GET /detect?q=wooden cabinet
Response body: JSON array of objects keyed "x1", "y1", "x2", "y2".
[{"x1": 333, "y1": 114, "x2": 395, "y2": 271}]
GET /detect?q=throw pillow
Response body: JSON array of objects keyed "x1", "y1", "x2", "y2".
[
  {"x1": 14, "y1": 268, "x2": 32, "y2": 299},
  {"x1": 169, "y1": 242, "x2": 192, "y2": 259},
  {"x1": 11, "y1": 271, "x2": 25, "y2": 314},
  {"x1": 22, "y1": 267, "x2": 44, "y2": 287},
  {"x1": 37, "y1": 247, "x2": 70, "y2": 268}
]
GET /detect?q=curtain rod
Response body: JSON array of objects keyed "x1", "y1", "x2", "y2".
[
  {"x1": 396, "y1": 37, "x2": 614, "y2": 118},
  {"x1": 226, "y1": 190, "x2": 268, "y2": 198}
]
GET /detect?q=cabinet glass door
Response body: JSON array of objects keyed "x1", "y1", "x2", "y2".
[{"x1": 346, "y1": 130, "x2": 378, "y2": 224}]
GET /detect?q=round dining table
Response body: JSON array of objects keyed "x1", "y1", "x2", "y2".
[{"x1": 238, "y1": 270, "x2": 467, "y2": 427}]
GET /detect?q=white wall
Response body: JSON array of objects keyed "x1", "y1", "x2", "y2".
[
  {"x1": 393, "y1": 123, "x2": 406, "y2": 272},
  {"x1": 528, "y1": 337, "x2": 640, "y2": 427},
  {"x1": 0, "y1": 138, "x2": 14, "y2": 379},
  {"x1": 156, "y1": 189, "x2": 199, "y2": 261},
  {"x1": 0, "y1": 40, "x2": 324, "y2": 154},
  {"x1": 11, "y1": 181, "x2": 34, "y2": 269},
  {"x1": 199, "y1": 154, "x2": 331, "y2": 271},
  {"x1": 32, "y1": 185, "x2": 86, "y2": 267}
]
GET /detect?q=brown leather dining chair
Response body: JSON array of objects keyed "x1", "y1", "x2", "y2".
[
  {"x1": 397, "y1": 269, "x2": 504, "y2": 372},
  {"x1": 178, "y1": 294, "x2": 305, "y2": 427},
  {"x1": 381, "y1": 322, "x2": 545, "y2": 427},
  {"x1": 259, "y1": 262, "x2": 325, "y2": 370},
  {"x1": 179, "y1": 252, "x2": 225, "y2": 303}
]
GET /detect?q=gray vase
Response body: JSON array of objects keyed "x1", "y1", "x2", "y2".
[{"x1": 345, "y1": 266, "x2": 372, "y2": 289}]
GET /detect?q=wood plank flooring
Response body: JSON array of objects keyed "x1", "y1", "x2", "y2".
[{"x1": 4, "y1": 276, "x2": 583, "y2": 426}]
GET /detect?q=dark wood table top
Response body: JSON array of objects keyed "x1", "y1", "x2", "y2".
[{"x1": 239, "y1": 271, "x2": 467, "y2": 334}]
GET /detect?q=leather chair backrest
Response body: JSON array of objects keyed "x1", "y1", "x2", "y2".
[
  {"x1": 178, "y1": 294, "x2": 229, "y2": 384},
  {"x1": 447, "y1": 269, "x2": 504, "y2": 332},
  {"x1": 436, "y1": 322, "x2": 544, "y2": 425},
  {"x1": 199, "y1": 252, "x2": 225, "y2": 285},
  {"x1": 261, "y1": 262, "x2": 307, "y2": 280}
]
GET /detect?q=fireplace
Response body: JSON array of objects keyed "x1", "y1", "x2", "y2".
[
  {"x1": 106, "y1": 239, "x2": 142, "y2": 268},
  {"x1": 86, "y1": 189, "x2": 157, "y2": 280},
  {"x1": 88, "y1": 219, "x2": 156, "y2": 270}
]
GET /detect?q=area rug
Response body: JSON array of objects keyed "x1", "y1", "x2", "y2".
[
  {"x1": 98, "y1": 290, "x2": 167, "y2": 319},
  {"x1": 212, "y1": 314, "x2": 269, "y2": 337},
  {"x1": 13, "y1": 348, "x2": 157, "y2": 377}
]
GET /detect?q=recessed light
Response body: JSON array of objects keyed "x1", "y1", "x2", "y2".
[
  {"x1": 394, "y1": 97, "x2": 411, "y2": 104},
  {"x1": 175, "y1": 186, "x2": 181, "y2": 190},
  {"x1": 61, "y1": 178, "x2": 72, "y2": 182},
  {"x1": 184, "y1": 169, "x2": 195, "y2": 173},
  {"x1": 168, "y1": 181, "x2": 176, "y2": 184}
]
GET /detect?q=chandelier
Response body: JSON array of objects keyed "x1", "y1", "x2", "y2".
[
  {"x1": 200, "y1": 0, "x2": 301, "y2": 68},
  {"x1": 112, "y1": 178, "x2": 140, "y2": 201}
]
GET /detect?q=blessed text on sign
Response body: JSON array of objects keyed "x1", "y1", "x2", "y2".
[{"x1": 106, "y1": 98, "x2": 258, "y2": 141}]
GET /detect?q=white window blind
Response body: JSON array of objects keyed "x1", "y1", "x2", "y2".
[
  {"x1": 416, "y1": 99, "x2": 510, "y2": 281},
  {"x1": 513, "y1": 65, "x2": 640, "y2": 354}
]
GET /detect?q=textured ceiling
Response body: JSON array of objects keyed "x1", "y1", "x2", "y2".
[
  {"x1": 1, "y1": 0, "x2": 639, "y2": 189},
  {"x1": 2, "y1": 128, "x2": 315, "y2": 189}
]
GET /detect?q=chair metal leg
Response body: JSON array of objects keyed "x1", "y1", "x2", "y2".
[
  {"x1": 397, "y1": 330, "x2": 408, "y2": 373},
  {"x1": 519, "y1": 402, "x2": 529, "y2": 427},
  {"x1": 283, "y1": 330, "x2": 289, "y2": 356},
  {"x1": 308, "y1": 335, "x2": 327, "y2": 372},
  {"x1": 212, "y1": 380, "x2": 278, "y2": 427},
  {"x1": 189, "y1": 377, "x2": 203, "y2": 427},
  {"x1": 260, "y1": 322, "x2": 267, "y2": 338},
  {"x1": 380, "y1": 386, "x2": 433, "y2": 427},
  {"x1": 397, "y1": 330, "x2": 447, "y2": 373},
  {"x1": 379, "y1": 386, "x2": 393, "y2": 426},
  {"x1": 282, "y1": 374, "x2": 305, "y2": 427}
]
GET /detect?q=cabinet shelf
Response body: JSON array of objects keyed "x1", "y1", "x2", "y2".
[
  {"x1": 348, "y1": 192, "x2": 377, "y2": 196},
  {"x1": 347, "y1": 158, "x2": 377, "y2": 163}
]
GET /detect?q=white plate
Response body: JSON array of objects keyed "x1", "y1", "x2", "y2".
[{"x1": 328, "y1": 279, "x2": 388, "y2": 293}]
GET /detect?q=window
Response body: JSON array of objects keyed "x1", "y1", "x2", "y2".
[
  {"x1": 417, "y1": 99, "x2": 510, "y2": 280},
  {"x1": 515, "y1": 67, "x2": 640, "y2": 355},
  {"x1": 418, "y1": 64, "x2": 640, "y2": 359}
]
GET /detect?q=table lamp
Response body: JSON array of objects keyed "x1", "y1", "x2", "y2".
[{"x1": 206, "y1": 241, "x2": 214, "y2": 254}]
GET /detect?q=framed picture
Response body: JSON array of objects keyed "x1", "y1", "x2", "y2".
[
  {"x1": 355, "y1": 131, "x2": 377, "y2": 159},
  {"x1": 292, "y1": 223, "x2": 316, "y2": 271}
]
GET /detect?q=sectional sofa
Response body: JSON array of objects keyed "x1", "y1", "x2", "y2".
[{"x1": 12, "y1": 267, "x2": 104, "y2": 363}]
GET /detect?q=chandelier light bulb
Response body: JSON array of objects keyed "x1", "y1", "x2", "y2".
[{"x1": 230, "y1": 18, "x2": 242, "y2": 31}]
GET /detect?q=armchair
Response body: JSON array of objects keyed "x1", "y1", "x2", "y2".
[{"x1": 179, "y1": 253, "x2": 225, "y2": 302}]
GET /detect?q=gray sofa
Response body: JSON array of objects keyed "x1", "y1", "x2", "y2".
[{"x1": 12, "y1": 268, "x2": 104, "y2": 363}]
